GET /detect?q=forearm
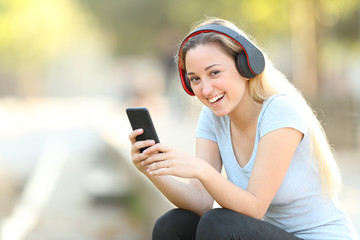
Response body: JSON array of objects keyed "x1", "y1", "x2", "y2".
[
  {"x1": 135, "y1": 139, "x2": 220, "y2": 215},
  {"x1": 146, "y1": 173, "x2": 214, "y2": 215},
  {"x1": 198, "y1": 164, "x2": 266, "y2": 219}
]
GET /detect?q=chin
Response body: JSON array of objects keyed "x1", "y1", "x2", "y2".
[{"x1": 211, "y1": 108, "x2": 229, "y2": 117}]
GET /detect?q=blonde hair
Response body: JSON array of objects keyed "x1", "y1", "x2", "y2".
[{"x1": 178, "y1": 17, "x2": 342, "y2": 198}]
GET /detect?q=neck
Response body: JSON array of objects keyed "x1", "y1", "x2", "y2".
[{"x1": 228, "y1": 91, "x2": 262, "y2": 131}]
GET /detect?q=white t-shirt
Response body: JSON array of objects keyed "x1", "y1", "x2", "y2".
[{"x1": 196, "y1": 94, "x2": 358, "y2": 240}]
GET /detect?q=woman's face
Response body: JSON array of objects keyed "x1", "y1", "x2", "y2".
[{"x1": 185, "y1": 43, "x2": 249, "y2": 117}]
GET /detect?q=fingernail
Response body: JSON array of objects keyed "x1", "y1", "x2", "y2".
[{"x1": 141, "y1": 161, "x2": 145, "y2": 165}]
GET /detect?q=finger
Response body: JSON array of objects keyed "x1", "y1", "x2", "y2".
[
  {"x1": 142, "y1": 151, "x2": 168, "y2": 165},
  {"x1": 133, "y1": 140, "x2": 155, "y2": 152},
  {"x1": 143, "y1": 143, "x2": 169, "y2": 155},
  {"x1": 132, "y1": 149, "x2": 156, "y2": 167},
  {"x1": 132, "y1": 150, "x2": 148, "y2": 163},
  {"x1": 149, "y1": 159, "x2": 174, "y2": 171},
  {"x1": 148, "y1": 165, "x2": 173, "y2": 176},
  {"x1": 128, "y1": 129, "x2": 143, "y2": 144}
]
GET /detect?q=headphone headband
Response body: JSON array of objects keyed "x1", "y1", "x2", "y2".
[{"x1": 178, "y1": 24, "x2": 265, "y2": 96}]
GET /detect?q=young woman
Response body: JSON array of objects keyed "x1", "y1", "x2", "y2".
[{"x1": 128, "y1": 17, "x2": 358, "y2": 240}]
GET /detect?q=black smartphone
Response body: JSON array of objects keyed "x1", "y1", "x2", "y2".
[{"x1": 126, "y1": 107, "x2": 160, "y2": 152}]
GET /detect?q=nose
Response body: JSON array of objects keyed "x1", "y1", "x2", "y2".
[{"x1": 201, "y1": 79, "x2": 213, "y2": 97}]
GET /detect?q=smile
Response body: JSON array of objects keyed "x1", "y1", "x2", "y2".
[{"x1": 209, "y1": 93, "x2": 225, "y2": 104}]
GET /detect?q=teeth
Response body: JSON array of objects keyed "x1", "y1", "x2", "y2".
[{"x1": 209, "y1": 93, "x2": 225, "y2": 103}]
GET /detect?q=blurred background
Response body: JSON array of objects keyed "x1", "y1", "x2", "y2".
[{"x1": 0, "y1": 0, "x2": 359, "y2": 239}]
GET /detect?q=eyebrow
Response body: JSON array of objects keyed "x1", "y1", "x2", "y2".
[{"x1": 187, "y1": 64, "x2": 221, "y2": 75}]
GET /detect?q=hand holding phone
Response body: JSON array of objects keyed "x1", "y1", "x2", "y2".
[{"x1": 126, "y1": 107, "x2": 160, "y2": 152}]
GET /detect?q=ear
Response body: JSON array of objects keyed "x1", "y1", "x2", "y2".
[
  {"x1": 235, "y1": 52, "x2": 257, "y2": 79},
  {"x1": 184, "y1": 73, "x2": 194, "y2": 94}
]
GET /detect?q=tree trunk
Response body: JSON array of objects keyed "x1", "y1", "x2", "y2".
[{"x1": 290, "y1": 0, "x2": 318, "y2": 101}]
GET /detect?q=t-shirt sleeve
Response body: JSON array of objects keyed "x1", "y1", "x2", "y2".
[
  {"x1": 259, "y1": 95, "x2": 308, "y2": 139},
  {"x1": 196, "y1": 107, "x2": 218, "y2": 142}
]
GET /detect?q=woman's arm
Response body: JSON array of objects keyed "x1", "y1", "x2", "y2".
[
  {"x1": 147, "y1": 127, "x2": 303, "y2": 219},
  {"x1": 129, "y1": 129, "x2": 222, "y2": 216},
  {"x1": 198, "y1": 127, "x2": 303, "y2": 219},
  {"x1": 147, "y1": 138, "x2": 222, "y2": 215}
]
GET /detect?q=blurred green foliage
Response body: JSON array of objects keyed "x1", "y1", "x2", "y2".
[
  {"x1": 0, "y1": 0, "x2": 359, "y2": 63},
  {"x1": 0, "y1": 0, "x2": 359, "y2": 98},
  {"x1": 78, "y1": 0, "x2": 360, "y2": 55},
  {"x1": 0, "y1": 0, "x2": 94, "y2": 70}
]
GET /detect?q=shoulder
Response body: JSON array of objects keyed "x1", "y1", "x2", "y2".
[
  {"x1": 197, "y1": 106, "x2": 229, "y2": 142},
  {"x1": 259, "y1": 94, "x2": 308, "y2": 138},
  {"x1": 200, "y1": 106, "x2": 214, "y2": 117},
  {"x1": 263, "y1": 94, "x2": 302, "y2": 111},
  {"x1": 197, "y1": 107, "x2": 217, "y2": 142},
  {"x1": 198, "y1": 106, "x2": 214, "y2": 126},
  {"x1": 198, "y1": 106, "x2": 227, "y2": 125},
  {"x1": 262, "y1": 94, "x2": 308, "y2": 119}
]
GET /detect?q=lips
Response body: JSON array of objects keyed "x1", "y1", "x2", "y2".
[{"x1": 209, "y1": 93, "x2": 225, "y2": 104}]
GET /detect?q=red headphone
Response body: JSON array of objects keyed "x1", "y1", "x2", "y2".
[{"x1": 178, "y1": 24, "x2": 265, "y2": 96}]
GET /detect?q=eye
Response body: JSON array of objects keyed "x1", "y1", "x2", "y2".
[
  {"x1": 189, "y1": 76, "x2": 200, "y2": 83},
  {"x1": 210, "y1": 70, "x2": 220, "y2": 76}
]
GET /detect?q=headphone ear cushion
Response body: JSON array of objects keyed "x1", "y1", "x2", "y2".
[
  {"x1": 184, "y1": 73, "x2": 194, "y2": 94},
  {"x1": 236, "y1": 52, "x2": 257, "y2": 79}
]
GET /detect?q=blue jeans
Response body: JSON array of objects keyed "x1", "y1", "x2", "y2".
[{"x1": 152, "y1": 208, "x2": 303, "y2": 240}]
